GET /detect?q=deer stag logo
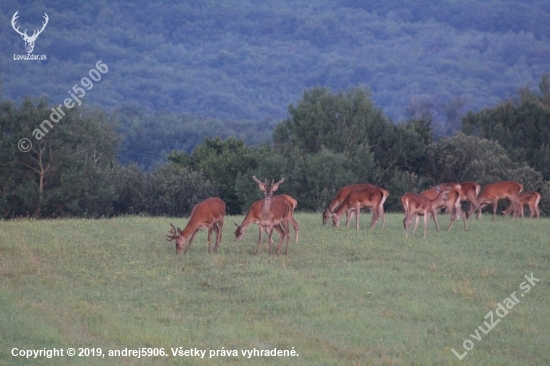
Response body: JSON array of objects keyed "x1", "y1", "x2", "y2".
[{"x1": 11, "y1": 10, "x2": 49, "y2": 54}]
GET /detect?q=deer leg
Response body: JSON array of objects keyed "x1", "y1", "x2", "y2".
[
  {"x1": 460, "y1": 206, "x2": 468, "y2": 231},
  {"x1": 184, "y1": 230, "x2": 199, "y2": 253},
  {"x1": 207, "y1": 227, "x2": 214, "y2": 253},
  {"x1": 283, "y1": 220, "x2": 291, "y2": 255},
  {"x1": 355, "y1": 204, "x2": 361, "y2": 230},
  {"x1": 213, "y1": 222, "x2": 222, "y2": 253},
  {"x1": 379, "y1": 204, "x2": 386, "y2": 229},
  {"x1": 288, "y1": 213, "x2": 300, "y2": 243},
  {"x1": 431, "y1": 209, "x2": 441, "y2": 233},
  {"x1": 491, "y1": 199, "x2": 499, "y2": 221},
  {"x1": 256, "y1": 225, "x2": 265, "y2": 254},
  {"x1": 423, "y1": 214, "x2": 429, "y2": 238},
  {"x1": 346, "y1": 208, "x2": 354, "y2": 228},
  {"x1": 412, "y1": 215, "x2": 421, "y2": 237},
  {"x1": 370, "y1": 205, "x2": 380, "y2": 229},
  {"x1": 267, "y1": 226, "x2": 275, "y2": 254}
]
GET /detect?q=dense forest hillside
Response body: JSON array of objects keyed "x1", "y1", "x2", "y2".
[{"x1": 2, "y1": 0, "x2": 549, "y2": 134}]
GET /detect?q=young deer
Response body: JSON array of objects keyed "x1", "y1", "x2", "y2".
[
  {"x1": 421, "y1": 183, "x2": 467, "y2": 232},
  {"x1": 234, "y1": 194, "x2": 300, "y2": 245},
  {"x1": 502, "y1": 191, "x2": 541, "y2": 219},
  {"x1": 250, "y1": 176, "x2": 291, "y2": 254},
  {"x1": 477, "y1": 181, "x2": 523, "y2": 220},
  {"x1": 166, "y1": 197, "x2": 225, "y2": 254},
  {"x1": 402, "y1": 187, "x2": 449, "y2": 238},
  {"x1": 331, "y1": 186, "x2": 388, "y2": 230},
  {"x1": 322, "y1": 184, "x2": 376, "y2": 225}
]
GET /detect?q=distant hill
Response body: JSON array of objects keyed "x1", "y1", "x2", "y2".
[{"x1": 2, "y1": 0, "x2": 549, "y2": 130}]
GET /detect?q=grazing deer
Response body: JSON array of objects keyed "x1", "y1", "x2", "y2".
[
  {"x1": 502, "y1": 191, "x2": 541, "y2": 219},
  {"x1": 421, "y1": 183, "x2": 467, "y2": 231},
  {"x1": 458, "y1": 182, "x2": 482, "y2": 219},
  {"x1": 251, "y1": 176, "x2": 291, "y2": 254},
  {"x1": 166, "y1": 197, "x2": 226, "y2": 254},
  {"x1": 234, "y1": 194, "x2": 300, "y2": 245},
  {"x1": 322, "y1": 184, "x2": 376, "y2": 225},
  {"x1": 402, "y1": 187, "x2": 449, "y2": 238},
  {"x1": 477, "y1": 181, "x2": 523, "y2": 220},
  {"x1": 331, "y1": 186, "x2": 388, "y2": 230}
]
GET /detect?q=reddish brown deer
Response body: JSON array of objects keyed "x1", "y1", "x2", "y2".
[
  {"x1": 166, "y1": 197, "x2": 225, "y2": 254},
  {"x1": 251, "y1": 176, "x2": 291, "y2": 254},
  {"x1": 459, "y1": 182, "x2": 482, "y2": 219},
  {"x1": 421, "y1": 183, "x2": 467, "y2": 231},
  {"x1": 502, "y1": 191, "x2": 541, "y2": 219},
  {"x1": 234, "y1": 194, "x2": 300, "y2": 244},
  {"x1": 331, "y1": 186, "x2": 388, "y2": 230},
  {"x1": 402, "y1": 187, "x2": 449, "y2": 238},
  {"x1": 322, "y1": 184, "x2": 376, "y2": 225},
  {"x1": 477, "y1": 181, "x2": 523, "y2": 220}
]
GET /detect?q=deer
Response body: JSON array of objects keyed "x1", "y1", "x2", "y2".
[
  {"x1": 502, "y1": 191, "x2": 541, "y2": 219},
  {"x1": 322, "y1": 184, "x2": 376, "y2": 225},
  {"x1": 331, "y1": 186, "x2": 388, "y2": 230},
  {"x1": 477, "y1": 181, "x2": 523, "y2": 220},
  {"x1": 11, "y1": 11, "x2": 49, "y2": 54},
  {"x1": 402, "y1": 187, "x2": 450, "y2": 238},
  {"x1": 458, "y1": 182, "x2": 482, "y2": 219},
  {"x1": 421, "y1": 183, "x2": 467, "y2": 231},
  {"x1": 234, "y1": 194, "x2": 300, "y2": 245},
  {"x1": 166, "y1": 197, "x2": 225, "y2": 254},
  {"x1": 250, "y1": 176, "x2": 292, "y2": 255}
]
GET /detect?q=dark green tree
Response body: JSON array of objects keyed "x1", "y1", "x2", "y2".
[
  {"x1": 462, "y1": 74, "x2": 550, "y2": 180},
  {"x1": 168, "y1": 136, "x2": 262, "y2": 214}
]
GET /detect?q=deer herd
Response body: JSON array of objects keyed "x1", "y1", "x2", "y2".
[{"x1": 166, "y1": 177, "x2": 542, "y2": 255}]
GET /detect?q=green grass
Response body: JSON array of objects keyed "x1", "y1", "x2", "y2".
[{"x1": 1, "y1": 213, "x2": 549, "y2": 365}]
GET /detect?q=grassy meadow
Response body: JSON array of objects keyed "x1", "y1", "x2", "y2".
[{"x1": 0, "y1": 212, "x2": 549, "y2": 365}]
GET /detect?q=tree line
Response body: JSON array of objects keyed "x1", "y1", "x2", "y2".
[{"x1": 1, "y1": 78, "x2": 549, "y2": 219}]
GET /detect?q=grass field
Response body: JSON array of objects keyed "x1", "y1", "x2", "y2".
[{"x1": 1, "y1": 212, "x2": 549, "y2": 365}]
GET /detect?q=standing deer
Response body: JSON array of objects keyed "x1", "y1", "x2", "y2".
[
  {"x1": 322, "y1": 184, "x2": 376, "y2": 225},
  {"x1": 234, "y1": 194, "x2": 300, "y2": 245},
  {"x1": 402, "y1": 187, "x2": 449, "y2": 238},
  {"x1": 251, "y1": 176, "x2": 291, "y2": 254},
  {"x1": 421, "y1": 183, "x2": 467, "y2": 232},
  {"x1": 477, "y1": 181, "x2": 523, "y2": 220},
  {"x1": 459, "y1": 182, "x2": 482, "y2": 219},
  {"x1": 331, "y1": 186, "x2": 388, "y2": 230},
  {"x1": 166, "y1": 197, "x2": 225, "y2": 254},
  {"x1": 11, "y1": 11, "x2": 49, "y2": 54},
  {"x1": 502, "y1": 191, "x2": 541, "y2": 219}
]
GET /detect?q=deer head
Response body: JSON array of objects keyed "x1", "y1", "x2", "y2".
[
  {"x1": 166, "y1": 222, "x2": 185, "y2": 254},
  {"x1": 252, "y1": 176, "x2": 284, "y2": 199},
  {"x1": 12, "y1": 11, "x2": 49, "y2": 54},
  {"x1": 233, "y1": 222, "x2": 245, "y2": 241}
]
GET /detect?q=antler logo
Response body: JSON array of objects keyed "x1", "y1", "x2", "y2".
[{"x1": 11, "y1": 10, "x2": 49, "y2": 54}]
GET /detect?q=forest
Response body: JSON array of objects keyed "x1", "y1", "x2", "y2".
[
  {"x1": 1, "y1": 0, "x2": 550, "y2": 169},
  {"x1": 1, "y1": 77, "x2": 550, "y2": 218},
  {"x1": 1, "y1": 1, "x2": 550, "y2": 218}
]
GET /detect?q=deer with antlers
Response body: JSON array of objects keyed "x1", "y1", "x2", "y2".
[
  {"x1": 331, "y1": 186, "x2": 388, "y2": 230},
  {"x1": 250, "y1": 176, "x2": 292, "y2": 254},
  {"x1": 502, "y1": 191, "x2": 541, "y2": 219},
  {"x1": 11, "y1": 11, "x2": 49, "y2": 54},
  {"x1": 322, "y1": 184, "x2": 377, "y2": 225},
  {"x1": 421, "y1": 183, "x2": 467, "y2": 232},
  {"x1": 402, "y1": 187, "x2": 450, "y2": 238},
  {"x1": 477, "y1": 181, "x2": 523, "y2": 220},
  {"x1": 234, "y1": 194, "x2": 299, "y2": 247},
  {"x1": 166, "y1": 197, "x2": 226, "y2": 254}
]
